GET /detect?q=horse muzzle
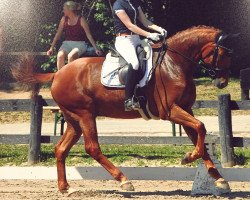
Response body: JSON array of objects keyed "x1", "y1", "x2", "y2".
[{"x1": 213, "y1": 78, "x2": 228, "y2": 89}]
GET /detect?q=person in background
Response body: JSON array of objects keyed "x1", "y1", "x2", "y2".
[
  {"x1": 47, "y1": 1, "x2": 102, "y2": 70},
  {"x1": 113, "y1": 0, "x2": 167, "y2": 111}
]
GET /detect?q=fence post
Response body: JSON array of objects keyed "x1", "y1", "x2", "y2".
[
  {"x1": 218, "y1": 94, "x2": 235, "y2": 167},
  {"x1": 28, "y1": 95, "x2": 43, "y2": 164},
  {"x1": 241, "y1": 89, "x2": 249, "y2": 101},
  {"x1": 240, "y1": 69, "x2": 250, "y2": 100},
  {"x1": 172, "y1": 122, "x2": 176, "y2": 137}
]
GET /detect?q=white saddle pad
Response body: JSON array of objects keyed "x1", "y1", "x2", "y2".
[{"x1": 101, "y1": 41, "x2": 153, "y2": 88}]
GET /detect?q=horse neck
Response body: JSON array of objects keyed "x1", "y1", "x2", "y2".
[{"x1": 167, "y1": 29, "x2": 219, "y2": 72}]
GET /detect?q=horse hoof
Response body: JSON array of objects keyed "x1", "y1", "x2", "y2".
[
  {"x1": 120, "y1": 181, "x2": 135, "y2": 191},
  {"x1": 181, "y1": 152, "x2": 192, "y2": 165},
  {"x1": 60, "y1": 187, "x2": 79, "y2": 197},
  {"x1": 214, "y1": 178, "x2": 231, "y2": 191}
]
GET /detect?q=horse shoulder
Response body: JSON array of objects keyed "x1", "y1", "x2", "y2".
[{"x1": 179, "y1": 80, "x2": 196, "y2": 108}]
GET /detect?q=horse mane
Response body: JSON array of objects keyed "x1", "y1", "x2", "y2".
[{"x1": 168, "y1": 25, "x2": 221, "y2": 45}]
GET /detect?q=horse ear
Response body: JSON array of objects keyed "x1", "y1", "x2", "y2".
[
  {"x1": 228, "y1": 33, "x2": 241, "y2": 38},
  {"x1": 216, "y1": 33, "x2": 229, "y2": 44},
  {"x1": 218, "y1": 33, "x2": 240, "y2": 45},
  {"x1": 220, "y1": 34, "x2": 229, "y2": 41}
]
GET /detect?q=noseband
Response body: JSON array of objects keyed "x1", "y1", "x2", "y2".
[{"x1": 198, "y1": 34, "x2": 233, "y2": 79}]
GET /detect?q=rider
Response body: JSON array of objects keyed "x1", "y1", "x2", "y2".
[
  {"x1": 47, "y1": 1, "x2": 102, "y2": 70},
  {"x1": 113, "y1": 0, "x2": 167, "y2": 111}
]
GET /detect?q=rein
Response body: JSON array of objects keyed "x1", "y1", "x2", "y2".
[
  {"x1": 147, "y1": 32, "x2": 233, "y2": 83},
  {"x1": 146, "y1": 32, "x2": 233, "y2": 118},
  {"x1": 166, "y1": 46, "x2": 220, "y2": 78},
  {"x1": 167, "y1": 41, "x2": 232, "y2": 79}
]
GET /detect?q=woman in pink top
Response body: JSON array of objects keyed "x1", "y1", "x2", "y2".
[{"x1": 47, "y1": 1, "x2": 102, "y2": 70}]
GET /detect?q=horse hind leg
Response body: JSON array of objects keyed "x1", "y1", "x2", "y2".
[
  {"x1": 55, "y1": 114, "x2": 82, "y2": 194},
  {"x1": 79, "y1": 111, "x2": 134, "y2": 191}
]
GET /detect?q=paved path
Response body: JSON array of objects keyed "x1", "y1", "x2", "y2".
[{"x1": 0, "y1": 116, "x2": 249, "y2": 137}]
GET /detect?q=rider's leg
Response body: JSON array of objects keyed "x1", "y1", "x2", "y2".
[
  {"x1": 124, "y1": 64, "x2": 139, "y2": 111},
  {"x1": 115, "y1": 35, "x2": 141, "y2": 111}
]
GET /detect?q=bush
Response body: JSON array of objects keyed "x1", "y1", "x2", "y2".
[{"x1": 38, "y1": 23, "x2": 58, "y2": 72}]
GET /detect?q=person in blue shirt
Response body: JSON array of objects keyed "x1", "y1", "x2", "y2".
[{"x1": 113, "y1": 0, "x2": 167, "y2": 111}]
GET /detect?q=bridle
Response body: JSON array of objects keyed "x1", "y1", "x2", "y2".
[
  {"x1": 197, "y1": 34, "x2": 233, "y2": 78},
  {"x1": 162, "y1": 32, "x2": 234, "y2": 79}
]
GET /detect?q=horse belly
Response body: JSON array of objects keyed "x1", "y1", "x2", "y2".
[{"x1": 93, "y1": 89, "x2": 141, "y2": 119}]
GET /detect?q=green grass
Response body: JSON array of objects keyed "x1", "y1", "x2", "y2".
[
  {"x1": 194, "y1": 77, "x2": 250, "y2": 116},
  {"x1": 0, "y1": 144, "x2": 249, "y2": 167},
  {"x1": 0, "y1": 110, "x2": 54, "y2": 124}
]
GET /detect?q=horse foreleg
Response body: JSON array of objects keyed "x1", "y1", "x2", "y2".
[
  {"x1": 183, "y1": 125, "x2": 230, "y2": 189},
  {"x1": 80, "y1": 112, "x2": 134, "y2": 191},
  {"x1": 169, "y1": 104, "x2": 206, "y2": 163},
  {"x1": 55, "y1": 120, "x2": 81, "y2": 193},
  {"x1": 182, "y1": 125, "x2": 221, "y2": 176}
]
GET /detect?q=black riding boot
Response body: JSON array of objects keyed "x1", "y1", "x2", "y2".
[{"x1": 124, "y1": 65, "x2": 140, "y2": 111}]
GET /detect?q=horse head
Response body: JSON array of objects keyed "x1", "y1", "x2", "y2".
[{"x1": 199, "y1": 32, "x2": 240, "y2": 89}]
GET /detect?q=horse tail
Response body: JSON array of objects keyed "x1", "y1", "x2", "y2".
[{"x1": 11, "y1": 54, "x2": 55, "y2": 85}]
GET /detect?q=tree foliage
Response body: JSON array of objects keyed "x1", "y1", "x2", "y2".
[{"x1": 38, "y1": 0, "x2": 249, "y2": 75}]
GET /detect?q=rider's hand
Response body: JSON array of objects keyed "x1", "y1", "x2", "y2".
[
  {"x1": 158, "y1": 27, "x2": 167, "y2": 36},
  {"x1": 95, "y1": 49, "x2": 102, "y2": 56},
  {"x1": 47, "y1": 48, "x2": 53, "y2": 56},
  {"x1": 147, "y1": 33, "x2": 161, "y2": 42}
]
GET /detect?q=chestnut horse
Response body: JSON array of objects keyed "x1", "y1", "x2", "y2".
[{"x1": 13, "y1": 26, "x2": 232, "y2": 193}]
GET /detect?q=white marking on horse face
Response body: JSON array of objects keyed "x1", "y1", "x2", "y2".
[{"x1": 164, "y1": 54, "x2": 182, "y2": 80}]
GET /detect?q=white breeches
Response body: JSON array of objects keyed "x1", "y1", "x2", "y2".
[{"x1": 115, "y1": 35, "x2": 142, "y2": 70}]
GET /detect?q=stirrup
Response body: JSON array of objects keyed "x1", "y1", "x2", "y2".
[
  {"x1": 131, "y1": 96, "x2": 141, "y2": 110},
  {"x1": 124, "y1": 99, "x2": 133, "y2": 111},
  {"x1": 124, "y1": 97, "x2": 141, "y2": 111}
]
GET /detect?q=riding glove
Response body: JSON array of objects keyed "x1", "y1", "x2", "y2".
[
  {"x1": 147, "y1": 33, "x2": 161, "y2": 42},
  {"x1": 158, "y1": 27, "x2": 168, "y2": 36}
]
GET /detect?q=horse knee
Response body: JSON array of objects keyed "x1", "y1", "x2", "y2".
[
  {"x1": 55, "y1": 145, "x2": 67, "y2": 161},
  {"x1": 196, "y1": 122, "x2": 206, "y2": 135}
]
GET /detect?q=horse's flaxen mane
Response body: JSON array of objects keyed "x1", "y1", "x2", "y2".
[{"x1": 168, "y1": 25, "x2": 221, "y2": 45}]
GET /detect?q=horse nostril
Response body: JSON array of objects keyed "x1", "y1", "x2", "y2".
[
  {"x1": 218, "y1": 82, "x2": 227, "y2": 89},
  {"x1": 214, "y1": 79, "x2": 226, "y2": 89}
]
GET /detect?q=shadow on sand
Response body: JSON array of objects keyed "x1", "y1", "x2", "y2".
[{"x1": 95, "y1": 189, "x2": 250, "y2": 199}]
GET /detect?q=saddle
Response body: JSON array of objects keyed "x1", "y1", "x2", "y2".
[
  {"x1": 101, "y1": 39, "x2": 156, "y2": 88},
  {"x1": 109, "y1": 42, "x2": 148, "y2": 85}
]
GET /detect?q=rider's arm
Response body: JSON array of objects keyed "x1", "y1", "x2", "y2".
[
  {"x1": 50, "y1": 17, "x2": 64, "y2": 49},
  {"x1": 138, "y1": 7, "x2": 165, "y2": 34},
  {"x1": 116, "y1": 10, "x2": 150, "y2": 37},
  {"x1": 80, "y1": 17, "x2": 98, "y2": 50}
]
